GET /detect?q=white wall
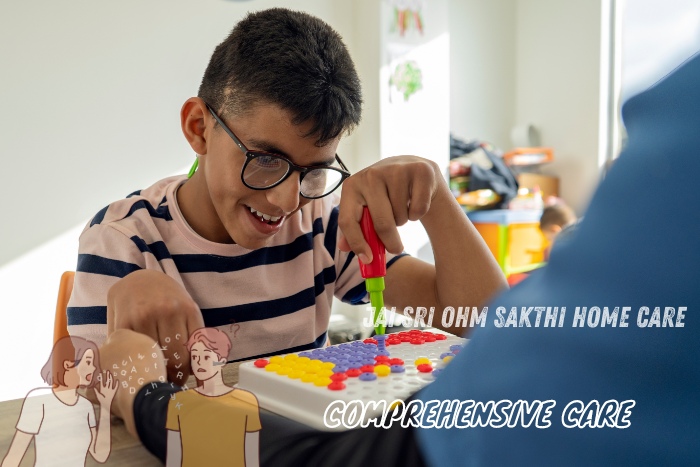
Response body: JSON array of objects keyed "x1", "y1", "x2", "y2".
[
  {"x1": 514, "y1": 0, "x2": 604, "y2": 214},
  {"x1": 448, "y1": 0, "x2": 604, "y2": 215},
  {"x1": 380, "y1": 0, "x2": 451, "y2": 257},
  {"x1": 0, "y1": 0, "x2": 358, "y2": 402},
  {"x1": 346, "y1": 0, "x2": 381, "y2": 174},
  {"x1": 449, "y1": 0, "x2": 517, "y2": 151},
  {"x1": 0, "y1": 0, "x2": 357, "y2": 267}
]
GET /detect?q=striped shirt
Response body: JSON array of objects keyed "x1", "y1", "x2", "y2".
[{"x1": 67, "y1": 175, "x2": 405, "y2": 361}]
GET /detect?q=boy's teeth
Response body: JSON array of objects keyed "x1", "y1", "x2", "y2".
[{"x1": 248, "y1": 206, "x2": 281, "y2": 223}]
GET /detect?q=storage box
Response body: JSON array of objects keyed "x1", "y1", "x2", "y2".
[
  {"x1": 466, "y1": 209, "x2": 547, "y2": 277},
  {"x1": 517, "y1": 173, "x2": 559, "y2": 199}
]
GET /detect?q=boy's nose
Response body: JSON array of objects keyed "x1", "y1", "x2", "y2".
[{"x1": 266, "y1": 173, "x2": 301, "y2": 214}]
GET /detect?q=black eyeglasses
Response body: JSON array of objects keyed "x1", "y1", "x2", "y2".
[{"x1": 203, "y1": 104, "x2": 351, "y2": 199}]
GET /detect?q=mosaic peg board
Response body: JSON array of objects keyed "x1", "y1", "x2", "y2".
[{"x1": 237, "y1": 330, "x2": 466, "y2": 430}]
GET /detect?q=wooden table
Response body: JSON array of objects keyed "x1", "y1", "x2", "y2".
[{"x1": 0, "y1": 363, "x2": 241, "y2": 466}]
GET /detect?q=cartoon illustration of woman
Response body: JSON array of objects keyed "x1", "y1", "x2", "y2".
[
  {"x1": 166, "y1": 327, "x2": 261, "y2": 467},
  {"x1": 1, "y1": 336, "x2": 118, "y2": 466}
]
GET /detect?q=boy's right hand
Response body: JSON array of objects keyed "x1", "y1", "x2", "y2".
[{"x1": 106, "y1": 269, "x2": 204, "y2": 384}]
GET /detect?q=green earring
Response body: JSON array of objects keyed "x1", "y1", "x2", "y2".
[{"x1": 187, "y1": 157, "x2": 199, "y2": 178}]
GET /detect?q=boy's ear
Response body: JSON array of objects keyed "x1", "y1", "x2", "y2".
[
  {"x1": 63, "y1": 360, "x2": 72, "y2": 370},
  {"x1": 181, "y1": 97, "x2": 210, "y2": 155}
]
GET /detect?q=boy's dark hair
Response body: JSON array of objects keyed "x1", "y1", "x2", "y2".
[
  {"x1": 198, "y1": 8, "x2": 362, "y2": 146},
  {"x1": 540, "y1": 203, "x2": 577, "y2": 230}
]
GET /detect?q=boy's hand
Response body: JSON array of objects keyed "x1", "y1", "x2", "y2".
[
  {"x1": 106, "y1": 269, "x2": 204, "y2": 384},
  {"x1": 337, "y1": 156, "x2": 443, "y2": 261}
]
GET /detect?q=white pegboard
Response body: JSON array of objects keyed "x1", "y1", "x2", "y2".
[{"x1": 237, "y1": 330, "x2": 466, "y2": 430}]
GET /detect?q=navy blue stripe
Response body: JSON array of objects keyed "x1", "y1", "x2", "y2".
[
  {"x1": 126, "y1": 190, "x2": 142, "y2": 198},
  {"x1": 311, "y1": 216, "x2": 324, "y2": 237},
  {"x1": 338, "y1": 251, "x2": 355, "y2": 280},
  {"x1": 324, "y1": 206, "x2": 339, "y2": 258},
  {"x1": 76, "y1": 254, "x2": 141, "y2": 278},
  {"x1": 67, "y1": 306, "x2": 107, "y2": 325},
  {"x1": 338, "y1": 254, "x2": 408, "y2": 304},
  {"x1": 89, "y1": 205, "x2": 109, "y2": 227},
  {"x1": 172, "y1": 221, "x2": 323, "y2": 273},
  {"x1": 125, "y1": 200, "x2": 173, "y2": 221},
  {"x1": 130, "y1": 237, "x2": 172, "y2": 262},
  {"x1": 148, "y1": 241, "x2": 172, "y2": 262},
  {"x1": 228, "y1": 332, "x2": 327, "y2": 362},
  {"x1": 131, "y1": 236, "x2": 149, "y2": 253},
  {"x1": 66, "y1": 264, "x2": 336, "y2": 327},
  {"x1": 66, "y1": 304, "x2": 327, "y2": 358},
  {"x1": 387, "y1": 252, "x2": 409, "y2": 268},
  {"x1": 339, "y1": 250, "x2": 408, "y2": 282},
  {"x1": 311, "y1": 217, "x2": 323, "y2": 237},
  {"x1": 319, "y1": 264, "x2": 337, "y2": 290},
  {"x1": 342, "y1": 280, "x2": 368, "y2": 305},
  {"x1": 201, "y1": 266, "x2": 336, "y2": 326}
]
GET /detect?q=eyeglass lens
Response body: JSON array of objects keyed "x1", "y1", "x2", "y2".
[{"x1": 243, "y1": 154, "x2": 344, "y2": 198}]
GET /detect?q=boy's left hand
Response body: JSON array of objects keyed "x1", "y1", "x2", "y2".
[{"x1": 337, "y1": 155, "x2": 443, "y2": 261}]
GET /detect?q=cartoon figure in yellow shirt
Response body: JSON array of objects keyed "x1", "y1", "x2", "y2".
[{"x1": 166, "y1": 328, "x2": 261, "y2": 467}]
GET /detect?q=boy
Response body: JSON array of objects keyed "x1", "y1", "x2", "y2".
[{"x1": 67, "y1": 8, "x2": 505, "y2": 383}]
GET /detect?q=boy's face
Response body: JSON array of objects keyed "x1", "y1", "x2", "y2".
[{"x1": 187, "y1": 102, "x2": 340, "y2": 250}]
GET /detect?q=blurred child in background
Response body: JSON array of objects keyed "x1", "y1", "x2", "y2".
[{"x1": 539, "y1": 201, "x2": 577, "y2": 259}]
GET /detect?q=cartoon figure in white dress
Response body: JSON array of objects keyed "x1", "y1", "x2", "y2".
[{"x1": 1, "y1": 336, "x2": 118, "y2": 466}]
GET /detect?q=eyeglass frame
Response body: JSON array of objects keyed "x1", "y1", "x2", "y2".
[{"x1": 202, "y1": 103, "x2": 351, "y2": 199}]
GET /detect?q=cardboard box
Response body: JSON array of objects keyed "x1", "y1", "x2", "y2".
[{"x1": 517, "y1": 173, "x2": 559, "y2": 199}]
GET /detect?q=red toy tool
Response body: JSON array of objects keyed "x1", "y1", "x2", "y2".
[{"x1": 358, "y1": 206, "x2": 387, "y2": 335}]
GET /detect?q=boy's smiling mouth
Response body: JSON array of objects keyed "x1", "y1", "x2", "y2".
[{"x1": 247, "y1": 205, "x2": 284, "y2": 225}]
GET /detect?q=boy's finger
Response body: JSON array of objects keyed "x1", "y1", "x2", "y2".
[
  {"x1": 407, "y1": 175, "x2": 433, "y2": 221},
  {"x1": 338, "y1": 194, "x2": 371, "y2": 263},
  {"x1": 337, "y1": 232, "x2": 351, "y2": 252},
  {"x1": 366, "y1": 193, "x2": 404, "y2": 255},
  {"x1": 157, "y1": 323, "x2": 191, "y2": 385},
  {"x1": 186, "y1": 307, "x2": 205, "y2": 341},
  {"x1": 387, "y1": 175, "x2": 411, "y2": 228},
  {"x1": 155, "y1": 300, "x2": 203, "y2": 384}
]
